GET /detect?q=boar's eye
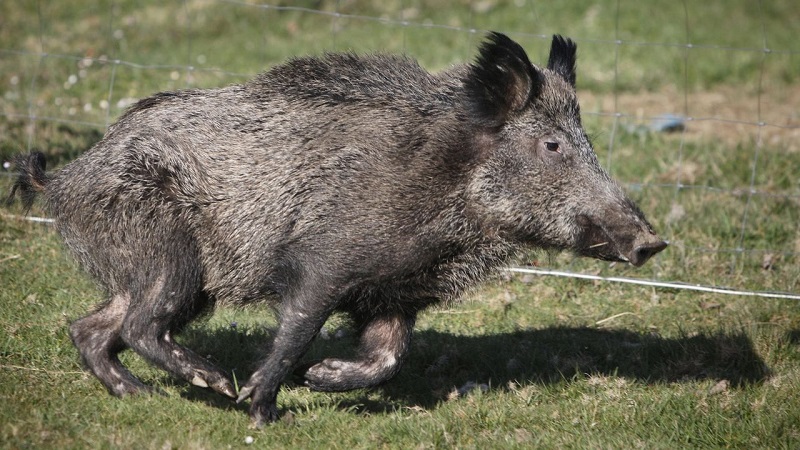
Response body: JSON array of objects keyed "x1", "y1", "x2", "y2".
[{"x1": 545, "y1": 141, "x2": 560, "y2": 152}]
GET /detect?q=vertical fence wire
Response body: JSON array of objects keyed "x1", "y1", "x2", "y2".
[{"x1": 1, "y1": 0, "x2": 798, "y2": 299}]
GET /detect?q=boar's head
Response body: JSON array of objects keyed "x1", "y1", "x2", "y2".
[{"x1": 463, "y1": 33, "x2": 667, "y2": 266}]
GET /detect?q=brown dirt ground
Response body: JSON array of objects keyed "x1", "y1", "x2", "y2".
[{"x1": 580, "y1": 84, "x2": 800, "y2": 152}]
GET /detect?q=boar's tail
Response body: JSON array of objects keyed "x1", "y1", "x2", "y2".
[{"x1": 6, "y1": 151, "x2": 49, "y2": 213}]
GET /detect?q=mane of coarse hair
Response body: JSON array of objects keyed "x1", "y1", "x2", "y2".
[{"x1": 253, "y1": 52, "x2": 446, "y2": 108}]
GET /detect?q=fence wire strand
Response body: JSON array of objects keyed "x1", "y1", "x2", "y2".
[{"x1": 2, "y1": 0, "x2": 799, "y2": 300}]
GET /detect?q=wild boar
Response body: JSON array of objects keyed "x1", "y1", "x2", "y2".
[{"x1": 9, "y1": 33, "x2": 667, "y2": 426}]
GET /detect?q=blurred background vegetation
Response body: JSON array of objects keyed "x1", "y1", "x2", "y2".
[
  {"x1": 4, "y1": 0, "x2": 798, "y2": 292},
  {"x1": 1, "y1": 1, "x2": 799, "y2": 448}
]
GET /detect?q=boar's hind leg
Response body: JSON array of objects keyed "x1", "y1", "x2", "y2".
[
  {"x1": 118, "y1": 243, "x2": 236, "y2": 398},
  {"x1": 70, "y1": 293, "x2": 150, "y2": 396},
  {"x1": 295, "y1": 311, "x2": 416, "y2": 391}
]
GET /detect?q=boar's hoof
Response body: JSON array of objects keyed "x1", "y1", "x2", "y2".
[
  {"x1": 236, "y1": 385, "x2": 255, "y2": 404},
  {"x1": 190, "y1": 375, "x2": 209, "y2": 388},
  {"x1": 236, "y1": 384, "x2": 281, "y2": 427},
  {"x1": 198, "y1": 375, "x2": 236, "y2": 398},
  {"x1": 292, "y1": 359, "x2": 343, "y2": 389},
  {"x1": 250, "y1": 403, "x2": 280, "y2": 429},
  {"x1": 189, "y1": 372, "x2": 236, "y2": 398},
  {"x1": 211, "y1": 378, "x2": 237, "y2": 399}
]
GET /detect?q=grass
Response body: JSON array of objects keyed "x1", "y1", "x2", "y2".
[
  {"x1": 2, "y1": 219, "x2": 799, "y2": 448},
  {"x1": 2, "y1": 0, "x2": 800, "y2": 448}
]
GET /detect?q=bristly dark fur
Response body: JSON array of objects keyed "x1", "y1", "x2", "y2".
[
  {"x1": 6, "y1": 151, "x2": 48, "y2": 213},
  {"x1": 10, "y1": 32, "x2": 666, "y2": 427},
  {"x1": 463, "y1": 32, "x2": 542, "y2": 127},
  {"x1": 547, "y1": 35, "x2": 578, "y2": 87}
]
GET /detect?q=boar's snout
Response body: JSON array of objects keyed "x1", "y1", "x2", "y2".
[
  {"x1": 576, "y1": 214, "x2": 667, "y2": 267},
  {"x1": 629, "y1": 235, "x2": 668, "y2": 267}
]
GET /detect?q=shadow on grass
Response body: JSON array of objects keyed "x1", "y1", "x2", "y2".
[
  {"x1": 174, "y1": 323, "x2": 770, "y2": 416},
  {"x1": 785, "y1": 329, "x2": 800, "y2": 345}
]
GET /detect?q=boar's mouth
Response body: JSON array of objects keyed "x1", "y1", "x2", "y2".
[{"x1": 575, "y1": 214, "x2": 668, "y2": 267}]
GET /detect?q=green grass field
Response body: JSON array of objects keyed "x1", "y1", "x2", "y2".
[{"x1": 2, "y1": 1, "x2": 799, "y2": 448}]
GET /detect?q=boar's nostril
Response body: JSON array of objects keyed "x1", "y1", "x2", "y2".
[{"x1": 630, "y1": 240, "x2": 668, "y2": 267}]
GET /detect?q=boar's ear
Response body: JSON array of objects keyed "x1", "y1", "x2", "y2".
[
  {"x1": 464, "y1": 32, "x2": 543, "y2": 127},
  {"x1": 547, "y1": 35, "x2": 577, "y2": 88}
]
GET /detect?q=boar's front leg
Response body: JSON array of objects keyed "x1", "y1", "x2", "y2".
[
  {"x1": 236, "y1": 282, "x2": 336, "y2": 427},
  {"x1": 294, "y1": 311, "x2": 416, "y2": 391}
]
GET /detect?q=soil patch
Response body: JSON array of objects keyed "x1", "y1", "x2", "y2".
[{"x1": 580, "y1": 84, "x2": 800, "y2": 151}]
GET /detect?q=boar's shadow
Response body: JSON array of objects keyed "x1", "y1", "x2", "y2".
[{"x1": 173, "y1": 320, "x2": 769, "y2": 416}]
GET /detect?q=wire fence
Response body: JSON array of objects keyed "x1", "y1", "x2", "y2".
[{"x1": 2, "y1": 1, "x2": 799, "y2": 299}]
